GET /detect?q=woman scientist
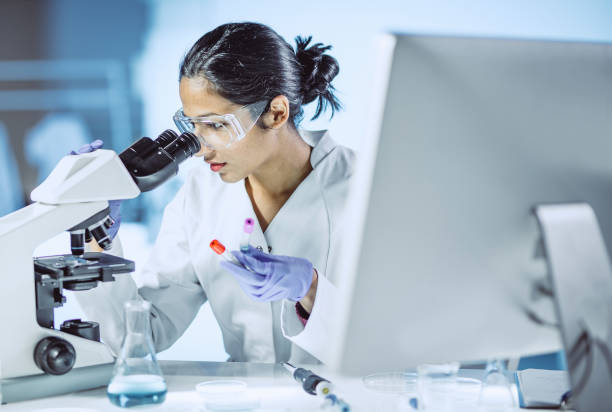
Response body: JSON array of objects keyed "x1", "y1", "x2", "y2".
[{"x1": 77, "y1": 22, "x2": 354, "y2": 365}]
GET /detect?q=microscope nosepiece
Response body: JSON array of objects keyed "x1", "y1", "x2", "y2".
[
  {"x1": 84, "y1": 229, "x2": 93, "y2": 243},
  {"x1": 103, "y1": 215, "x2": 115, "y2": 230},
  {"x1": 89, "y1": 221, "x2": 113, "y2": 250}
]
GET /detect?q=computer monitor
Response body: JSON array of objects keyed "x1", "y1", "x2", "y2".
[{"x1": 330, "y1": 34, "x2": 612, "y2": 376}]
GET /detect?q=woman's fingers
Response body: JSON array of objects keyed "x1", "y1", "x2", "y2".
[
  {"x1": 220, "y1": 260, "x2": 266, "y2": 287},
  {"x1": 90, "y1": 139, "x2": 104, "y2": 149},
  {"x1": 76, "y1": 139, "x2": 105, "y2": 154},
  {"x1": 232, "y1": 250, "x2": 268, "y2": 273}
]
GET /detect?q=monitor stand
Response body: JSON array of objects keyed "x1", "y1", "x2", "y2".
[{"x1": 534, "y1": 203, "x2": 612, "y2": 412}]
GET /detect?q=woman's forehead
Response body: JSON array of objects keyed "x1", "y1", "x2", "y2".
[{"x1": 179, "y1": 77, "x2": 237, "y2": 117}]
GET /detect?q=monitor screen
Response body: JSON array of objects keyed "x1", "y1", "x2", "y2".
[{"x1": 331, "y1": 34, "x2": 612, "y2": 375}]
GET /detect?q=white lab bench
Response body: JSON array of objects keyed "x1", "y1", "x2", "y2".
[{"x1": 0, "y1": 361, "x2": 567, "y2": 411}]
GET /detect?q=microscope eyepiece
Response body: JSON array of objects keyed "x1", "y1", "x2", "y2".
[
  {"x1": 67, "y1": 129, "x2": 201, "y2": 255},
  {"x1": 163, "y1": 131, "x2": 200, "y2": 163},
  {"x1": 154, "y1": 129, "x2": 179, "y2": 149},
  {"x1": 119, "y1": 130, "x2": 201, "y2": 192}
]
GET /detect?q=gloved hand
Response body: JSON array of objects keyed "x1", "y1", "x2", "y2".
[
  {"x1": 69, "y1": 139, "x2": 104, "y2": 155},
  {"x1": 220, "y1": 245, "x2": 315, "y2": 302},
  {"x1": 69, "y1": 139, "x2": 122, "y2": 239}
]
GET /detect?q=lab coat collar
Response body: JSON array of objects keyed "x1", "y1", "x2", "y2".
[{"x1": 299, "y1": 129, "x2": 337, "y2": 168}]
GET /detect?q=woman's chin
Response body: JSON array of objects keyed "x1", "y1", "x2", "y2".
[{"x1": 218, "y1": 171, "x2": 243, "y2": 183}]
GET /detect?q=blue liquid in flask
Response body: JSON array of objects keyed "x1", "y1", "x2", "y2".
[
  {"x1": 107, "y1": 374, "x2": 167, "y2": 408},
  {"x1": 109, "y1": 300, "x2": 167, "y2": 408}
]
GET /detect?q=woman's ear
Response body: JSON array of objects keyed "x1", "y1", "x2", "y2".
[{"x1": 261, "y1": 95, "x2": 290, "y2": 129}]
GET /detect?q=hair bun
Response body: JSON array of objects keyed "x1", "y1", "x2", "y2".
[{"x1": 295, "y1": 36, "x2": 341, "y2": 119}]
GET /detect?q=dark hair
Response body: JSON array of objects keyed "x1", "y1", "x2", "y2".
[{"x1": 179, "y1": 22, "x2": 341, "y2": 126}]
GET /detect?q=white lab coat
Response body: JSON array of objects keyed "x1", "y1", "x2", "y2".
[{"x1": 76, "y1": 130, "x2": 355, "y2": 364}]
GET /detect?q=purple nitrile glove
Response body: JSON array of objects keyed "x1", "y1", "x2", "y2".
[
  {"x1": 219, "y1": 245, "x2": 314, "y2": 302},
  {"x1": 69, "y1": 139, "x2": 104, "y2": 155},
  {"x1": 69, "y1": 139, "x2": 122, "y2": 240}
]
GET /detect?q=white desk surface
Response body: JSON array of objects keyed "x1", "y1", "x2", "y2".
[{"x1": 1, "y1": 361, "x2": 564, "y2": 412}]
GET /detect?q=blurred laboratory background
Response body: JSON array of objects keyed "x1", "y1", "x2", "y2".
[{"x1": 1, "y1": 0, "x2": 611, "y2": 362}]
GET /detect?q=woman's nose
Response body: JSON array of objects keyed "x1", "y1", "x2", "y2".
[{"x1": 196, "y1": 143, "x2": 215, "y2": 158}]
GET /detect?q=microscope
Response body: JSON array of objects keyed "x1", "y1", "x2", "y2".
[{"x1": 0, "y1": 130, "x2": 200, "y2": 401}]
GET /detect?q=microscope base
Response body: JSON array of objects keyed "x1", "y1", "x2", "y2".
[{"x1": 1, "y1": 363, "x2": 114, "y2": 404}]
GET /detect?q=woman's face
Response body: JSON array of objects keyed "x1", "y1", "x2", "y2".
[{"x1": 179, "y1": 76, "x2": 275, "y2": 183}]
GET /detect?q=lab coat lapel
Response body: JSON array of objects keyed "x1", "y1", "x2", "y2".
[
  {"x1": 265, "y1": 169, "x2": 331, "y2": 363},
  {"x1": 239, "y1": 189, "x2": 268, "y2": 254},
  {"x1": 210, "y1": 130, "x2": 335, "y2": 363},
  {"x1": 200, "y1": 181, "x2": 275, "y2": 362},
  {"x1": 255, "y1": 130, "x2": 335, "y2": 363}
]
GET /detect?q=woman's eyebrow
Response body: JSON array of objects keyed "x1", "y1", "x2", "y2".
[{"x1": 194, "y1": 111, "x2": 220, "y2": 117}]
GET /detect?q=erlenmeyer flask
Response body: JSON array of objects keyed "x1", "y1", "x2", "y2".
[{"x1": 107, "y1": 300, "x2": 167, "y2": 408}]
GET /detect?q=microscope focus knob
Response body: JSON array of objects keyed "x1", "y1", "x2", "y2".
[{"x1": 34, "y1": 337, "x2": 76, "y2": 375}]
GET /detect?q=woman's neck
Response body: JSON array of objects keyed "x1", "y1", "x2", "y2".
[{"x1": 247, "y1": 127, "x2": 313, "y2": 199}]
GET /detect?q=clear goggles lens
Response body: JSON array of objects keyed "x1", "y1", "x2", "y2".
[{"x1": 173, "y1": 101, "x2": 268, "y2": 149}]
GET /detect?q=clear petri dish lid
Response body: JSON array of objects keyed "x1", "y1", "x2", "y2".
[
  {"x1": 195, "y1": 380, "x2": 260, "y2": 411},
  {"x1": 196, "y1": 380, "x2": 247, "y2": 399},
  {"x1": 362, "y1": 371, "x2": 418, "y2": 394},
  {"x1": 32, "y1": 410, "x2": 100, "y2": 412}
]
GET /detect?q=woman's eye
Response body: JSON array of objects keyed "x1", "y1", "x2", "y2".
[{"x1": 207, "y1": 122, "x2": 224, "y2": 130}]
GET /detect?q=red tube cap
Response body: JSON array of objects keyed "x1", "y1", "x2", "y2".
[{"x1": 210, "y1": 239, "x2": 226, "y2": 255}]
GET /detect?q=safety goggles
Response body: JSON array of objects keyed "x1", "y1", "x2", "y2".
[{"x1": 173, "y1": 100, "x2": 268, "y2": 150}]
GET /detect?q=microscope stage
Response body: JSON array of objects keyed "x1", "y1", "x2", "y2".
[{"x1": 34, "y1": 252, "x2": 135, "y2": 291}]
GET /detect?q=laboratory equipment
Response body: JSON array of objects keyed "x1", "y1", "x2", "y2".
[
  {"x1": 322, "y1": 394, "x2": 351, "y2": 412},
  {"x1": 196, "y1": 379, "x2": 247, "y2": 400},
  {"x1": 416, "y1": 362, "x2": 459, "y2": 410},
  {"x1": 534, "y1": 204, "x2": 612, "y2": 412},
  {"x1": 241, "y1": 218, "x2": 255, "y2": 251},
  {"x1": 0, "y1": 129, "x2": 200, "y2": 403},
  {"x1": 195, "y1": 380, "x2": 260, "y2": 410},
  {"x1": 282, "y1": 362, "x2": 334, "y2": 396},
  {"x1": 107, "y1": 300, "x2": 167, "y2": 408},
  {"x1": 329, "y1": 32, "x2": 612, "y2": 409},
  {"x1": 515, "y1": 369, "x2": 570, "y2": 408},
  {"x1": 478, "y1": 360, "x2": 515, "y2": 410},
  {"x1": 282, "y1": 363, "x2": 351, "y2": 411},
  {"x1": 210, "y1": 239, "x2": 243, "y2": 267},
  {"x1": 362, "y1": 371, "x2": 417, "y2": 394}
]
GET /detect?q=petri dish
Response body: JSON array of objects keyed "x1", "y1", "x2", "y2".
[
  {"x1": 195, "y1": 380, "x2": 259, "y2": 411},
  {"x1": 362, "y1": 372, "x2": 418, "y2": 394},
  {"x1": 33, "y1": 410, "x2": 100, "y2": 412}
]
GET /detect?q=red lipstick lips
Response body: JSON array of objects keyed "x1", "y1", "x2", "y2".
[{"x1": 210, "y1": 162, "x2": 226, "y2": 172}]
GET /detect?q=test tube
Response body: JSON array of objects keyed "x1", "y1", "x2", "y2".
[
  {"x1": 240, "y1": 218, "x2": 255, "y2": 252},
  {"x1": 210, "y1": 239, "x2": 242, "y2": 267}
]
